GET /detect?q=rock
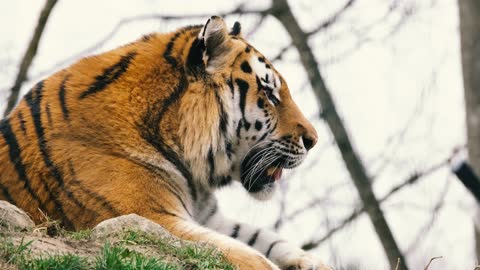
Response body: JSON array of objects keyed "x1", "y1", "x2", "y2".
[
  {"x1": 93, "y1": 214, "x2": 171, "y2": 240},
  {"x1": 0, "y1": 200, "x2": 35, "y2": 230}
]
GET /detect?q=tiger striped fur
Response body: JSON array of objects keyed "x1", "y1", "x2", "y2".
[{"x1": 0, "y1": 16, "x2": 329, "y2": 270}]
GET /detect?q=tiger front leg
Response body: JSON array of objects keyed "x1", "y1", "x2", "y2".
[
  {"x1": 146, "y1": 211, "x2": 280, "y2": 270},
  {"x1": 199, "y1": 202, "x2": 331, "y2": 270}
]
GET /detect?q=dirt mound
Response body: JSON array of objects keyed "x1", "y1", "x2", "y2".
[{"x1": 0, "y1": 200, "x2": 234, "y2": 269}]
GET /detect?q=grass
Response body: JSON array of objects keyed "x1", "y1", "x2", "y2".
[
  {"x1": 63, "y1": 229, "x2": 93, "y2": 241},
  {"x1": 20, "y1": 254, "x2": 86, "y2": 270},
  {"x1": 120, "y1": 229, "x2": 235, "y2": 270},
  {"x1": 95, "y1": 242, "x2": 176, "y2": 270},
  {"x1": 0, "y1": 229, "x2": 235, "y2": 270},
  {"x1": 0, "y1": 236, "x2": 33, "y2": 264}
]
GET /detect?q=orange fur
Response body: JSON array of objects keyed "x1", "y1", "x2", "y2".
[{"x1": 0, "y1": 17, "x2": 318, "y2": 269}]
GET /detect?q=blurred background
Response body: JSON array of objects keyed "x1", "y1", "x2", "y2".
[{"x1": 0, "y1": 0, "x2": 476, "y2": 269}]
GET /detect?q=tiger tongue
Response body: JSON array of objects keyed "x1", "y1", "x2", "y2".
[
  {"x1": 267, "y1": 167, "x2": 283, "y2": 181},
  {"x1": 273, "y1": 167, "x2": 283, "y2": 181}
]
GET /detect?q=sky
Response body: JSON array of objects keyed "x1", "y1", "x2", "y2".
[{"x1": 0, "y1": 0, "x2": 472, "y2": 269}]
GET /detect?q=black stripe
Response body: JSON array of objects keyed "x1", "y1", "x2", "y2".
[
  {"x1": 139, "y1": 75, "x2": 197, "y2": 201},
  {"x1": 217, "y1": 175, "x2": 232, "y2": 187},
  {"x1": 142, "y1": 33, "x2": 154, "y2": 42},
  {"x1": 208, "y1": 148, "x2": 215, "y2": 185},
  {"x1": 109, "y1": 153, "x2": 193, "y2": 218},
  {"x1": 270, "y1": 121, "x2": 278, "y2": 134},
  {"x1": 67, "y1": 161, "x2": 120, "y2": 217},
  {"x1": 226, "y1": 141, "x2": 233, "y2": 159},
  {"x1": 227, "y1": 77, "x2": 234, "y2": 97},
  {"x1": 256, "y1": 76, "x2": 263, "y2": 92},
  {"x1": 16, "y1": 111, "x2": 27, "y2": 135},
  {"x1": 58, "y1": 75, "x2": 70, "y2": 120},
  {"x1": 266, "y1": 240, "x2": 282, "y2": 258},
  {"x1": 164, "y1": 31, "x2": 183, "y2": 68},
  {"x1": 254, "y1": 120, "x2": 263, "y2": 131},
  {"x1": 236, "y1": 120, "x2": 243, "y2": 138},
  {"x1": 230, "y1": 224, "x2": 240, "y2": 238},
  {"x1": 79, "y1": 51, "x2": 137, "y2": 99},
  {"x1": 140, "y1": 26, "x2": 201, "y2": 201},
  {"x1": 247, "y1": 230, "x2": 260, "y2": 246},
  {"x1": 214, "y1": 91, "x2": 228, "y2": 136},
  {"x1": 0, "y1": 118, "x2": 46, "y2": 212},
  {"x1": 152, "y1": 205, "x2": 182, "y2": 219},
  {"x1": 164, "y1": 25, "x2": 202, "y2": 68},
  {"x1": 235, "y1": 78, "x2": 252, "y2": 133},
  {"x1": 25, "y1": 82, "x2": 83, "y2": 228},
  {"x1": 240, "y1": 61, "x2": 252, "y2": 73},
  {"x1": 236, "y1": 79, "x2": 250, "y2": 126},
  {"x1": 161, "y1": 181, "x2": 193, "y2": 218},
  {"x1": 258, "y1": 130, "x2": 269, "y2": 142},
  {"x1": 201, "y1": 202, "x2": 217, "y2": 224},
  {"x1": 45, "y1": 102, "x2": 53, "y2": 128},
  {"x1": 186, "y1": 38, "x2": 205, "y2": 77},
  {"x1": 257, "y1": 97, "x2": 264, "y2": 109},
  {"x1": 0, "y1": 181, "x2": 15, "y2": 204}
]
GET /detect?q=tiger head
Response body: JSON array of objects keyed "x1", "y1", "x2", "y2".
[{"x1": 181, "y1": 17, "x2": 317, "y2": 200}]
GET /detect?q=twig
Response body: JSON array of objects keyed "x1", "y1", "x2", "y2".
[
  {"x1": 271, "y1": 0, "x2": 356, "y2": 62},
  {"x1": 29, "y1": 5, "x2": 268, "y2": 83},
  {"x1": 301, "y1": 152, "x2": 454, "y2": 251},
  {"x1": 395, "y1": 258, "x2": 401, "y2": 270},
  {"x1": 3, "y1": 0, "x2": 58, "y2": 117},
  {"x1": 405, "y1": 176, "x2": 449, "y2": 254},
  {"x1": 424, "y1": 256, "x2": 442, "y2": 270},
  {"x1": 305, "y1": 0, "x2": 356, "y2": 36}
]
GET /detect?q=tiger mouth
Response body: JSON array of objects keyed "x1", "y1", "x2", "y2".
[{"x1": 240, "y1": 155, "x2": 296, "y2": 193}]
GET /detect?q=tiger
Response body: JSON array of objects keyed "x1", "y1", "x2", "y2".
[{"x1": 0, "y1": 16, "x2": 330, "y2": 270}]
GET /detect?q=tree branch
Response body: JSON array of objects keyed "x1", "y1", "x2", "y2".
[
  {"x1": 269, "y1": 0, "x2": 408, "y2": 268},
  {"x1": 3, "y1": 0, "x2": 58, "y2": 117},
  {"x1": 29, "y1": 5, "x2": 268, "y2": 83},
  {"x1": 301, "y1": 155, "x2": 452, "y2": 251},
  {"x1": 271, "y1": 0, "x2": 356, "y2": 62},
  {"x1": 305, "y1": 0, "x2": 356, "y2": 36}
]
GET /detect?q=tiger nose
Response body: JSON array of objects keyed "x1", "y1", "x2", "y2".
[{"x1": 298, "y1": 123, "x2": 318, "y2": 151}]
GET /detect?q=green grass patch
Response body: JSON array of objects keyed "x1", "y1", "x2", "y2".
[
  {"x1": 121, "y1": 229, "x2": 157, "y2": 245},
  {"x1": 120, "y1": 229, "x2": 235, "y2": 270},
  {"x1": 20, "y1": 254, "x2": 86, "y2": 270},
  {"x1": 95, "y1": 242, "x2": 176, "y2": 270},
  {"x1": 0, "y1": 236, "x2": 33, "y2": 264},
  {"x1": 0, "y1": 230, "x2": 235, "y2": 270},
  {"x1": 63, "y1": 229, "x2": 93, "y2": 241}
]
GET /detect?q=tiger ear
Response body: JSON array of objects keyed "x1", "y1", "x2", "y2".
[
  {"x1": 229, "y1": 21, "x2": 242, "y2": 37},
  {"x1": 198, "y1": 16, "x2": 231, "y2": 71}
]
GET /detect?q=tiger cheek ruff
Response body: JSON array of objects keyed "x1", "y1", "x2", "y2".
[{"x1": 0, "y1": 16, "x2": 330, "y2": 270}]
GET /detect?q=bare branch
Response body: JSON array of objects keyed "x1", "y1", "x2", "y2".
[
  {"x1": 30, "y1": 4, "x2": 268, "y2": 82},
  {"x1": 270, "y1": 0, "x2": 407, "y2": 268},
  {"x1": 271, "y1": 0, "x2": 356, "y2": 62},
  {"x1": 405, "y1": 177, "x2": 449, "y2": 254},
  {"x1": 305, "y1": 0, "x2": 356, "y2": 36},
  {"x1": 423, "y1": 256, "x2": 442, "y2": 270},
  {"x1": 3, "y1": 0, "x2": 58, "y2": 117},
  {"x1": 301, "y1": 153, "x2": 454, "y2": 251},
  {"x1": 395, "y1": 258, "x2": 401, "y2": 270}
]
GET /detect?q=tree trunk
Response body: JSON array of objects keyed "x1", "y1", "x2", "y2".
[
  {"x1": 269, "y1": 0, "x2": 408, "y2": 269},
  {"x1": 458, "y1": 0, "x2": 480, "y2": 262},
  {"x1": 3, "y1": 0, "x2": 58, "y2": 117}
]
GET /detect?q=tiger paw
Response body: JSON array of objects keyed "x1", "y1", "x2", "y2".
[
  {"x1": 227, "y1": 251, "x2": 280, "y2": 270},
  {"x1": 281, "y1": 252, "x2": 331, "y2": 270}
]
